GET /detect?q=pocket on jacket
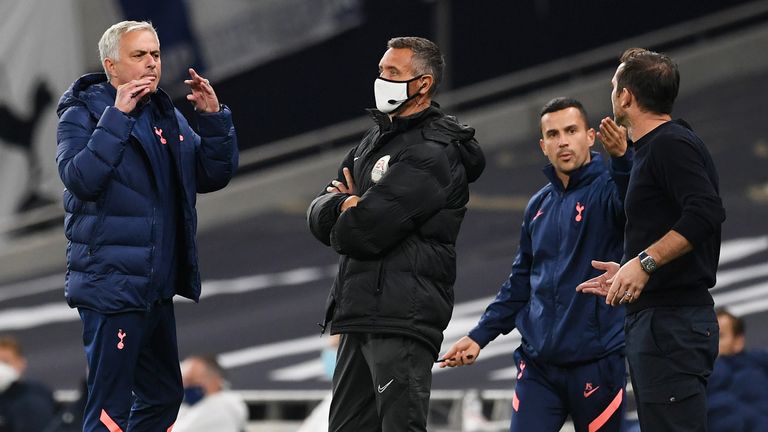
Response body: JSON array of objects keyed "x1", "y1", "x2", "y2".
[
  {"x1": 377, "y1": 268, "x2": 415, "y2": 320},
  {"x1": 87, "y1": 205, "x2": 108, "y2": 256},
  {"x1": 336, "y1": 259, "x2": 379, "y2": 320}
]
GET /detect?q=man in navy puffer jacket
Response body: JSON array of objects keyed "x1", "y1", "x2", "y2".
[
  {"x1": 56, "y1": 21, "x2": 237, "y2": 432},
  {"x1": 441, "y1": 98, "x2": 632, "y2": 432}
]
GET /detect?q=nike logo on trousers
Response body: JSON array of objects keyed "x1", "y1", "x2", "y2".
[
  {"x1": 377, "y1": 378, "x2": 394, "y2": 393},
  {"x1": 584, "y1": 385, "x2": 600, "y2": 398}
]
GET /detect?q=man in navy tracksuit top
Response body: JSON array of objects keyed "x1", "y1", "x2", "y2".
[
  {"x1": 56, "y1": 21, "x2": 237, "y2": 432},
  {"x1": 441, "y1": 98, "x2": 632, "y2": 432},
  {"x1": 579, "y1": 48, "x2": 725, "y2": 432}
]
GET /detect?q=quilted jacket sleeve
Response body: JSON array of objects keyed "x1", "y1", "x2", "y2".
[
  {"x1": 330, "y1": 141, "x2": 451, "y2": 259},
  {"x1": 192, "y1": 106, "x2": 239, "y2": 193},
  {"x1": 307, "y1": 147, "x2": 357, "y2": 246},
  {"x1": 56, "y1": 105, "x2": 135, "y2": 201}
]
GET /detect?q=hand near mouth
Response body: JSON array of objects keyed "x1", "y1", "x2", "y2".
[{"x1": 115, "y1": 78, "x2": 153, "y2": 113}]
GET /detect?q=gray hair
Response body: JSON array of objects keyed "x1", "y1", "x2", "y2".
[
  {"x1": 387, "y1": 37, "x2": 445, "y2": 96},
  {"x1": 98, "y1": 21, "x2": 159, "y2": 75}
]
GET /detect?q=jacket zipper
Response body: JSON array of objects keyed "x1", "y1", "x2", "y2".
[
  {"x1": 149, "y1": 206, "x2": 156, "y2": 305},
  {"x1": 375, "y1": 261, "x2": 385, "y2": 294},
  {"x1": 130, "y1": 133, "x2": 160, "y2": 307}
]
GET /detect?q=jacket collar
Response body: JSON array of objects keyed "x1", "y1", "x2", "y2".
[
  {"x1": 543, "y1": 151, "x2": 605, "y2": 192},
  {"x1": 366, "y1": 101, "x2": 442, "y2": 133}
]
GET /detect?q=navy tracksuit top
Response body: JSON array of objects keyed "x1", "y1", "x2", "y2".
[{"x1": 469, "y1": 151, "x2": 632, "y2": 365}]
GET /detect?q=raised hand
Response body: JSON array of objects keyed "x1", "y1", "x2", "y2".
[
  {"x1": 184, "y1": 68, "x2": 220, "y2": 113},
  {"x1": 597, "y1": 117, "x2": 628, "y2": 157}
]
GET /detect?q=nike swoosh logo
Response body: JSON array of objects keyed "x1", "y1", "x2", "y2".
[
  {"x1": 377, "y1": 378, "x2": 394, "y2": 393},
  {"x1": 583, "y1": 386, "x2": 600, "y2": 398},
  {"x1": 354, "y1": 157, "x2": 360, "y2": 161}
]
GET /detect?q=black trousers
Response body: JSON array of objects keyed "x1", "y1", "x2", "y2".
[
  {"x1": 625, "y1": 306, "x2": 719, "y2": 432},
  {"x1": 329, "y1": 333, "x2": 434, "y2": 432}
]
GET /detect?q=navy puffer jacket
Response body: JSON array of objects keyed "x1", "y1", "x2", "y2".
[{"x1": 56, "y1": 73, "x2": 238, "y2": 313}]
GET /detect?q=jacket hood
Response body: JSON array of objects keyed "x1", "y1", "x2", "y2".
[
  {"x1": 366, "y1": 102, "x2": 486, "y2": 183},
  {"x1": 423, "y1": 113, "x2": 486, "y2": 183},
  {"x1": 57, "y1": 73, "x2": 114, "y2": 119}
]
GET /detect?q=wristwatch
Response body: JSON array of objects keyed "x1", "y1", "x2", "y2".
[{"x1": 638, "y1": 250, "x2": 657, "y2": 274}]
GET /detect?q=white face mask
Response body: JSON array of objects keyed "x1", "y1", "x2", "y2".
[
  {"x1": 0, "y1": 361, "x2": 19, "y2": 392},
  {"x1": 374, "y1": 75, "x2": 423, "y2": 114}
]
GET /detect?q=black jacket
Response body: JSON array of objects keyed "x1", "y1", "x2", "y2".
[{"x1": 307, "y1": 103, "x2": 484, "y2": 356}]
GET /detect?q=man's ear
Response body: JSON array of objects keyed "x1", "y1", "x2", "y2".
[
  {"x1": 620, "y1": 87, "x2": 633, "y2": 109},
  {"x1": 420, "y1": 75, "x2": 434, "y2": 95},
  {"x1": 103, "y1": 58, "x2": 116, "y2": 79}
]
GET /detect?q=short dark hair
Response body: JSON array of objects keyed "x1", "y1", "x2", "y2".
[
  {"x1": 540, "y1": 97, "x2": 590, "y2": 129},
  {"x1": 716, "y1": 308, "x2": 745, "y2": 336},
  {"x1": 387, "y1": 37, "x2": 445, "y2": 96},
  {"x1": 617, "y1": 48, "x2": 679, "y2": 115}
]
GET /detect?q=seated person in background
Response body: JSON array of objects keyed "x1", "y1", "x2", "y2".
[
  {"x1": 45, "y1": 377, "x2": 88, "y2": 432},
  {"x1": 707, "y1": 308, "x2": 768, "y2": 432},
  {"x1": 0, "y1": 335, "x2": 56, "y2": 432},
  {"x1": 174, "y1": 354, "x2": 247, "y2": 432}
]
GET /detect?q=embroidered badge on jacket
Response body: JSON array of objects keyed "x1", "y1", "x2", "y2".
[{"x1": 371, "y1": 155, "x2": 391, "y2": 182}]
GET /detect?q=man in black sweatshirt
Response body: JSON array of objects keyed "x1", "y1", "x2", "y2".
[{"x1": 577, "y1": 48, "x2": 726, "y2": 431}]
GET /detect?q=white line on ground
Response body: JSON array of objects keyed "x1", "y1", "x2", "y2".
[
  {"x1": 0, "y1": 274, "x2": 63, "y2": 302},
  {"x1": 712, "y1": 262, "x2": 768, "y2": 290},
  {"x1": 718, "y1": 235, "x2": 768, "y2": 265},
  {"x1": 0, "y1": 265, "x2": 337, "y2": 331}
]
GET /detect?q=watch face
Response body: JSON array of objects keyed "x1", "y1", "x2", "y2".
[{"x1": 641, "y1": 256, "x2": 657, "y2": 273}]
